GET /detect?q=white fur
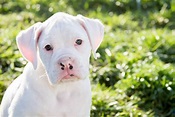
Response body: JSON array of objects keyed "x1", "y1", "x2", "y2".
[{"x1": 0, "y1": 12, "x2": 104, "y2": 117}]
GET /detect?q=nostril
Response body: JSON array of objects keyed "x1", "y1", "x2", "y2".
[
  {"x1": 69, "y1": 64, "x2": 73, "y2": 70},
  {"x1": 60, "y1": 63, "x2": 65, "y2": 70},
  {"x1": 60, "y1": 63, "x2": 65, "y2": 67}
]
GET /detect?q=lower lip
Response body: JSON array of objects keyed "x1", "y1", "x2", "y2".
[
  {"x1": 63, "y1": 75, "x2": 73, "y2": 79},
  {"x1": 61, "y1": 74, "x2": 79, "y2": 81}
]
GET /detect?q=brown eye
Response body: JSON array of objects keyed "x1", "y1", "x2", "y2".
[
  {"x1": 45, "y1": 44, "x2": 53, "y2": 51},
  {"x1": 75, "y1": 39, "x2": 82, "y2": 45}
]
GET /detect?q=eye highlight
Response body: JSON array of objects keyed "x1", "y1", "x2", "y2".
[
  {"x1": 75, "y1": 39, "x2": 82, "y2": 45},
  {"x1": 44, "y1": 44, "x2": 53, "y2": 51}
]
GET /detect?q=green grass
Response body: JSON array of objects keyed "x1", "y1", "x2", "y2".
[{"x1": 0, "y1": 0, "x2": 175, "y2": 116}]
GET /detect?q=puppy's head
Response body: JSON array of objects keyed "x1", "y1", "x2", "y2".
[{"x1": 16, "y1": 12, "x2": 104, "y2": 85}]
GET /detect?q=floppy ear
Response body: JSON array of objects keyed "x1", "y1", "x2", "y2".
[
  {"x1": 16, "y1": 22, "x2": 42, "y2": 69},
  {"x1": 76, "y1": 15, "x2": 104, "y2": 59}
]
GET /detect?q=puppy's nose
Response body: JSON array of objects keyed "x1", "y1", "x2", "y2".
[{"x1": 59, "y1": 62, "x2": 73, "y2": 70}]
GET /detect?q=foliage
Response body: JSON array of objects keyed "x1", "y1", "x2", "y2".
[{"x1": 0, "y1": 0, "x2": 175, "y2": 116}]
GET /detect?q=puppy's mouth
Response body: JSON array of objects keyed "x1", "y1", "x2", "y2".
[
  {"x1": 46, "y1": 64, "x2": 88, "y2": 85},
  {"x1": 60, "y1": 73, "x2": 80, "y2": 82}
]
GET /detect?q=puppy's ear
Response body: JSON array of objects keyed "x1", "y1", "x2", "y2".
[
  {"x1": 16, "y1": 22, "x2": 43, "y2": 69},
  {"x1": 76, "y1": 15, "x2": 104, "y2": 59}
]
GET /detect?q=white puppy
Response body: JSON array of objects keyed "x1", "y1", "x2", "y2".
[{"x1": 0, "y1": 12, "x2": 104, "y2": 117}]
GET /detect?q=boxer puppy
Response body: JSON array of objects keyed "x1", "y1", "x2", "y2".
[{"x1": 0, "y1": 12, "x2": 104, "y2": 117}]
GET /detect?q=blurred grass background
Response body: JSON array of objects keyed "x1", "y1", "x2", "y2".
[{"x1": 0, "y1": 0, "x2": 175, "y2": 116}]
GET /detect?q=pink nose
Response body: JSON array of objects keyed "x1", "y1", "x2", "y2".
[
  {"x1": 60, "y1": 62, "x2": 73, "y2": 70},
  {"x1": 58, "y1": 57, "x2": 74, "y2": 71}
]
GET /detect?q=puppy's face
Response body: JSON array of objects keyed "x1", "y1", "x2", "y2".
[
  {"x1": 16, "y1": 12, "x2": 104, "y2": 85},
  {"x1": 38, "y1": 18, "x2": 91, "y2": 84}
]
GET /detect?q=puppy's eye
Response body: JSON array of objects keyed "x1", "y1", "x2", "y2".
[
  {"x1": 44, "y1": 45, "x2": 53, "y2": 51},
  {"x1": 75, "y1": 39, "x2": 82, "y2": 45}
]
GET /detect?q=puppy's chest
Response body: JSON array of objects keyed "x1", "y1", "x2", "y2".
[
  {"x1": 39, "y1": 89, "x2": 90, "y2": 116},
  {"x1": 56, "y1": 90, "x2": 79, "y2": 101},
  {"x1": 16, "y1": 78, "x2": 91, "y2": 116}
]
